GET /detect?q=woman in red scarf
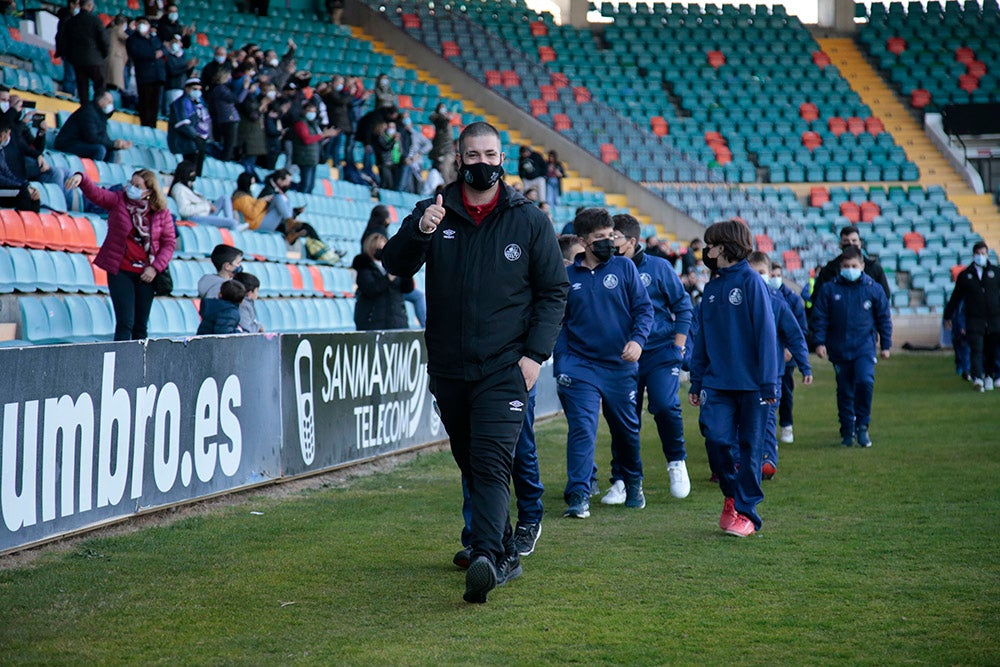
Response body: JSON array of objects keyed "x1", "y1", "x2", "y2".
[{"x1": 65, "y1": 169, "x2": 176, "y2": 340}]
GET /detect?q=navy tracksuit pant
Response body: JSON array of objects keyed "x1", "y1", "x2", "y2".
[
  {"x1": 460, "y1": 387, "x2": 543, "y2": 546},
  {"x1": 699, "y1": 388, "x2": 768, "y2": 530},
  {"x1": 763, "y1": 385, "x2": 782, "y2": 468},
  {"x1": 431, "y1": 364, "x2": 529, "y2": 565},
  {"x1": 558, "y1": 355, "x2": 643, "y2": 500},
  {"x1": 832, "y1": 355, "x2": 876, "y2": 438},
  {"x1": 778, "y1": 364, "x2": 796, "y2": 428}
]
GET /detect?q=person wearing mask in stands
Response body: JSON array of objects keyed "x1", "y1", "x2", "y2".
[
  {"x1": 64, "y1": 169, "x2": 175, "y2": 340},
  {"x1": 125, "y1": 16, "x2": 166, "y2": 128},
  {"x1": 545, "y1": 150, "x2": 564, "y2": 208},
  {"x1": 169, "y1": 160, "x2": 245, "y2": 229},
  {"x1": 54, "y1": 0, "x2": 79, "y2": 97},
  {"x1": 320, "y1": 74, "x2": 354, "y2": 167},
  {"x1": 0, "y1": 120, "x2": 42, "y2": 212},
  {"x1": 156, "y1": 3, "x2": 195, "y2": 48},
  {"x1": 518, "y1": 145, "x2": 547, "y2": 204},
  {"x1": 58, "y1": 0, "x2": 108, "y2": 104},
  {"x1": 163, "y1": 35, "x2": 198, "y2": 108},
  {"x1": 168, "y1": 78, "x2": 211, "y2": 176},
  {"x1": 208, "y1": 68, "x2": 248, "y2": 163},
  {"x1": 352, "y1": 232, "x2": 413, "y2": 331},
  {"x1": 2, "y1": 99, "x2": 66, "y2": 189},
  {"x1": 54, "y1": 91, "x2": 133, "y2": 162},
  {"x1": 290, "y1": 99, "x2": 339, "y2": 194},
  {"x1": 257, "y1": 169, "x2": 338, "y2": 263},
  {"x1": 104, "y1": 15, "x2": 129, "y2": 96},
  {"x1": 373, "y1": 73, "x2": 397, "y2": 110},
  {"x1": 200, "y1": 45, "x2": 231, "y2": 96}
]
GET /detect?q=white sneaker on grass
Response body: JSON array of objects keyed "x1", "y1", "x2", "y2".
[
  {"x1": 667, "y1": 460, "x2": 691, "y2": 498},
  {"x1": 974, "y1": 378, "x2": 985, "y2": 392},
  {"x1": 600, "y1": 479, "x2": 626, "y2": 505},
  {"x1": 780, "y1": 426, "x2": 794, "y2": 443},
  {"x1": 986, "y1": 377, "x2": 995, "y2": 391}
]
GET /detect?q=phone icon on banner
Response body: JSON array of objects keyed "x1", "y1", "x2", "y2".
[{"x1": 294, "y1": 339, "x2": 315, "y2": 465}]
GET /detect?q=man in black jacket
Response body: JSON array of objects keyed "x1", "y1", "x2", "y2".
[
  {"x1": 945, "y1": 242, "x2": 1000, "y2": 391},
  {"x1": 518, "y1": 145, "x2": 547, "y2": 202},
  {"x1": 53, "y1": 92, "x2": 132, "y2": 162},
  {"x1": 126, "y1": 16, "x2": 166, "y2": 127},
  {"x1": 382, "y1": 122, "x2": 569, "y2": 604},
  {"x1": 57, "y1": 0, "x2": 108, "y2": 105}
]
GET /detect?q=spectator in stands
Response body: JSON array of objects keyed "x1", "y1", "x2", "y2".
[
  {"x1": 235, "y1": 79, "x2": 268, "y2": 174},
  {"x1": 545, "y1": 150, "x2": 564, "y2": 207},
  {"x1": 0, "y1": 121, "x2": 41, "y2": 212},
  {"x1": 168, "y1": 78, "x2": 211, "y2": 176},
  {"x1": 231, "y1": 171, "x2": 269, "y2": 229},
  {"x1": 813, "y1": 246, "x2": 892, "y2": 447},
  {"x1": 104, "y1": 15, "x2": 129, "y2": 96},
  {"x1": 64, "y1": 169, "x2": 175, "y2": 340},
  {"x1": 429, "y1": 103, "x2": 454, "y2": 184},
  {"x1": 523, "y1": 187, "x2": 540, "y2": 203},
  {"x1": 944, "y1": 242, "x2": 1000, "y2": 392},
  {"x1": 259, "y1": 85, "x2": 287, "y2": 169},
  {"x1": 396, "y1": 112, "x2": 431, "y2": 194},
  {"x1": 680, "y1": 237, "x2": 702, "y2": 272},
  {"x1": 126, "y1": 16, "x2": 167, "y2": 128},
  {"x1": 360, "y1": 204, "x2": 391, "y2": 247},
  {"x1": 291, "y1": 99, "x2": 339, "y2": 194},
  {"x1": 54, "y1": 0, "x2": 79, "y2": 97},
  {"x1": 200, "y1": 46, "x2": 231, "y2": 96},
  {"x1": 518, "y1": 145, "x2": 547, "y2": 203},
  {"x1": 54, "y1": 92, "x2": 132, "y2": 162},
  {"x1": 2, "y1": 102, "x2": 66, "y2": 189},
  {"x1": 207, "y1": 68, "x2": 247, "y2": 162},
  {"x1": 197, "y1": 279, "x2": 246, "y2": 335},
  {"x1": 257, "y1": 169, "x2": 336, "y2": 263},
  {"x1": 169, "y1": 160, "x2": 245, "y2": 229},
  {"x1": 538, "y1": 200, "x2": 553, "y2": 224},
  {"x1": 257, "y1": 40, "x2": 296, "y2": 86},
  {"x1": 58, "y1": 0, "x2": 108, "y2": 105},
  {"x1": 319, "y1": 75, "x2": 354, "y2": 167},
  {"x1": 421, "y1": 155, "x2": 446, "y2": 197},
  {"x1": 352, "y1": 232, "x2": 413, "y2": 331},
  {"x1": 373, "y1": 73, "x2": 397, "y2": 110},
  {"x1": 233, "y1": 272, "x2": 263, "y2": 333},
  {"x1": 157, "y1": 3, "x2": 194, "y2": 48},
  {"x1": 355, "y1": 105, "x2": 397, "y2": 174},
  {"x1": 326, "y1": 0, "x2": 344, "y2": 24},
  {"x1": 374, "y1": 121, "x2": 398, "y2": 191},
  {"x1": 811, "y1": 224, "x2": 891, "y2": 304},
  {"x1": 163, "y1": 35, "x2": 197, "y2": 109},
  {"x1": 199, "y1": 243, "x2": 243, "y2": 300}
]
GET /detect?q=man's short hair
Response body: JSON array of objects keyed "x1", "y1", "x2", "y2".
[
  {"x1": 558, "y1": 234, "x2": 580, "y2": 260},
  {"x1": 770, "y1": 261, "x2": 783, "y2": 272},
  {"x1": 219, "y1": 279, "x2": 247, "y2": 304},
  {"x1": 973, "y1": 240, "x2": 988, "y2": 254},
  {"x1": 210, "y1": 244, "x2": 243, "y2": 270},
  {"x1": 840, "y1": 246, "x2": 864, "y2": 263},
  {"x1": 612, "y1": 213, "x2": 641, "y2": 241},
  {"x1": 840, "y1": 224, "x2": 861, "y2": 238},
  {"x1": 457, "y1": 121, "x2": 501, "y2": 153},
  {"x1": 747, "y1": 250, "x2": 770, "y2": 267},
  {"x1": 233, "y1": 272, "x2": 260, "y2": 292},
  {"x1": 573, "y1": 207, "x2": 614, "y2": 237},
  {"x1": 704, "y1": 219, "x2": 753, "y2": 262}
]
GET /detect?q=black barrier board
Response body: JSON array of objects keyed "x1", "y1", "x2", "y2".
[
  {"x1": 279, "y1": 331, "x2": 441, "y2": 476},
  {"x1": 1, "y1": 336, "x2": 282, "y2": 553}
]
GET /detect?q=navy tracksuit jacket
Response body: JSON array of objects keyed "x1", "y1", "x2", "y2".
[{"x1": 763, "y1": 285, "x2": 811, "y2": 467}]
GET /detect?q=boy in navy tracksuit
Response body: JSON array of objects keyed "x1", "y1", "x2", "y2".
[
  {"x1": 749, "y1": 252, "x2": 812, "y2": 480},
  {"x1": 556, "y1": 208, "x2": 653, "y2": 518},
  {"x1": 611, "y1": 213, "x2": 694, "y2": 501},
  {"x1": 770, "y1": 262, "x2": 810, "y2": 444},
  {"x1": 688, "y1": 221, "x2": 778, "y2": 537},
  {"x1": 812, "y1": 246, "x2": 892, "y2": 447}
]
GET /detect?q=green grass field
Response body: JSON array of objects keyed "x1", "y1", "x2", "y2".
[{"x1": 2, "y1": 353, "x2": 998, "y2": 665}]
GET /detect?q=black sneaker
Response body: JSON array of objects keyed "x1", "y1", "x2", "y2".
[
  {"x1": 453, "y1": 546, "x2": 472, "y2": 569},
  {"x1": 463, "y1": 555, "x2": 498, "y2": 604},
  {"x1": 513, "y1": 522, "x2": 541, "y2": 556},
  {"x1": 496, "y1": 553, "x2": 522, "y2": 587}
]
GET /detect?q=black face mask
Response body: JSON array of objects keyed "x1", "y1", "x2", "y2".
[
  {"x1": 703, "y1": 251, "x2": 718, "y2": 272},
  {"x1": 373, "y1": 248, "x2": 384, "y2": 261},
  {"x1": 458, "y1": 161, "x2": 503, "y2": 191},
  {"x1": 590, "y1": 239, "x2": 615, "y2": 263}
]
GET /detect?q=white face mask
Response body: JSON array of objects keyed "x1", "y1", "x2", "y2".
[
  {"x1": 305, "y1": 111, "x2": 317, "y2": 122},
  {"x1": 268, "y1": 58, "x2": 278, "y2": 67},
  {"x1": 0, "y1": 135, "x2": 10, "y2": 148},
  {"x1": 169, "y1": 43, "x2": 181, "y2": 54},
  {"x1": 973, "y1": 253, "x2": 988, "y2": 267},
  {"x1": 125, "y1": 184, "x2": 145, "y2": 201},
  {"x1": 188, "y1": 89, "x2": 202, "y2": 101},
  {"x1": 215, "y1": 55, "x2": 226, "y2": 64},
  {"x1": 0, "y1": 101, "x2": 8, "y2": 113},
  {"x1": 102, "y1": 103, "x2": 115, "y2": 115},
  {"x1": 168, "y1": 11, "x2": 178, "y2": 20},
  {"x1": 767, "y1": 276, "x2": 783, "y2": 290},
  {"x1": 265, "y1": 90, "x2": 277, "y2": 100},
  {"x1": 71, "y1": 6, "x2": 80, "y2": 13},
  {"x1": 137, "y1": 23, "x2": 150, "y2": 35},
  {"x1": 386, "y1": 127, "x2": 396, "y2": 136}
]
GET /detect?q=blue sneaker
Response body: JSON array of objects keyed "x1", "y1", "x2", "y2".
[
  {"x1": 563, "y1": 491, "x2": 590, "y2": 518},
  {"x1": 624, "y1": 479, "x2": 646, "y2": 509},
  {"x1": 856, "y1": 427, "x2": 872, "y2": 448}
]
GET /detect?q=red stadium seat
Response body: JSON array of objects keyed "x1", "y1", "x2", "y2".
[
  {"x1": 288, "y1": 264, "x2": 304, "y2": 292},
  {"x1": 846, "y1": 117, "x2": 866, "y2": 136},
  {"x1": 484, "y1": 70, "x2": 502, "y2": 87},
  {"x1": 37, "y1": 212, "x2": 67, "y2": 250},
  {"x1": 839, "y1": 201, "x2": 861, "y2": 222},
  {"x1": 955, "y1": 46, "x2": 974, "y2": 64},
  {"x1": 755, "y1": 234, "x2": 774, "y2": 253},
  {"x1": 553, "y1": 114, "x2": 572, "y2": 131},
  {"x1": 812, "y1": 51, "x2": 831, "y2": 68},
  {"x1": 538, "y1": 46, "x2": 556, "y2": 63},
  {"x1": 860, "y1": 201, "x2": 881, "y2": 222},
  {"x1": 799, "y1": 102, "x2": 819, "y2": 121},
  {"x1": 887, "y1": 37, "x2": 906, "y2": 55},
  {"x1": 911, "y1": 89, "x2": 931, "y2": 109},
  {"x1": 550, "y1": 72, "x2": 569, "y2": 88},
  {"x1": 397, "y1": 94, "x2": 414, "y2": 110},
  {"x1": 809, "y1": 187, "x2": 830, "y2": 207},
  {"x1": 539, "y1": 84, "x2": 558, "y2": 102},
  {"x1": 530, "y1": 20, "x2": 547, "y2": 36},
  {"x1": 801, "y1": 131, "x2": 823, "y2": 150},
  {"x1": 572, "y1": 86, "x2": 591, "y2": 103},
  {"x1": 18, "y1": 211, "x2": 47, "y2": 249},
  {"x1": 706, "y1": 50, "x2": 725, "y2": 68},
  {"x1": 904, "y1": 231, "x2": 925, "y2": 251},
  {"x1": 650, "y1": 116, "x2": 669, "y2": 136},
  {"x1": 828, "y1": 116, "x2": 847, "y2": 136},
  {"x1": 530, "y1": 99, "x2": 548, "y2": 117},
  {"x1": 401, "y1": 13, "x2": 421, "y2": 29},
  {"x1": 959, "y1": 74, "x2": 979, "y2": 93},
  {"x1": 782, "y1": 250, "x2": 802, "y2": 271},
  {"x1": 0, "y1": 209, "x2": 27, "y2": 247}
]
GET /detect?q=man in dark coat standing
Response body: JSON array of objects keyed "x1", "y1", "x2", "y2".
[
  {"x1": 57, "y1": 0, "x2": 108, "y2": 104},
  {"x1": 945, "y1": 241, "x2": 1000, "y2": 391},
  {"x1": 125, "y1": 16, "x2": 166, "y2": 127}
]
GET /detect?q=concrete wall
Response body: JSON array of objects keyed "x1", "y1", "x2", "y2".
[{"x1": 344, "y1": 0, "x2": 705, "y2": 241}]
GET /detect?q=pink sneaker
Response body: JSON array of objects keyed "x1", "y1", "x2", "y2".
[
  {"x1": 761, "y1": 461, "x2": 777, "y2": 480},
  {"x1": 724, "y1": 512, "x2": 756, "y2": 537},
  {"x1": 719, "y1": 497, "x2": 737, "y2": 531}
]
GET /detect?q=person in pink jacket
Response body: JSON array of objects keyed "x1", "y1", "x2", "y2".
[{"x1": 65, "y1": 169, "x2": 176, "y2": 340}]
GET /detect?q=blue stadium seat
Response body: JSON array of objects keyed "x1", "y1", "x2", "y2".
[
  {"x1": 64, "y1": 295, "x2": 99, "y2": 342},
  {"x1": 28, "y1": 249, "x2": 58, "y2": 292},
  {"x1": 9, "y1": 247, "x2": 38, "y2": 292},
  {"x1": 85, "y1": 296, "x2": 115, "y2": 340},
  {"x1": 19, "y1": 297, "x2": 51, "y2": 344},
  {"x1": 0, "y1": 247, "x2": 15, "y2": 293},
  {"x1": 40, "y1": 296, "x2": 74, "y2": 343}
]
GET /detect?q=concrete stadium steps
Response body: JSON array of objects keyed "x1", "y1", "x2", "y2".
[
  {"x1": 349, "y1": 25, "x2": 661, "y2": 237},
  {"x1": 820, "y1": 37, "x2": 1000, "y2": 250}
]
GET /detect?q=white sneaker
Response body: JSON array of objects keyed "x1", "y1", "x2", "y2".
[
  {"x1": 667, "y1": 460, "x2": 691, "y2": 499},
  {"x1": 974, "y1": 378, "x2": 985, "y2": 392},
  {"x1": 600, "y1": 479, "x2": 626, "y2": 505},
  {"x1": 779, "y1": 425, "x2": 794, "y2": 444},
  {"x1": 986, "y1": 377, "x2": 995, "y2": 391}
]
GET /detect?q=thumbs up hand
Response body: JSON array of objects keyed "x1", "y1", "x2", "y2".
[{"x1": 419, "y1": 194, "x2": 445, "y2": 234}]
